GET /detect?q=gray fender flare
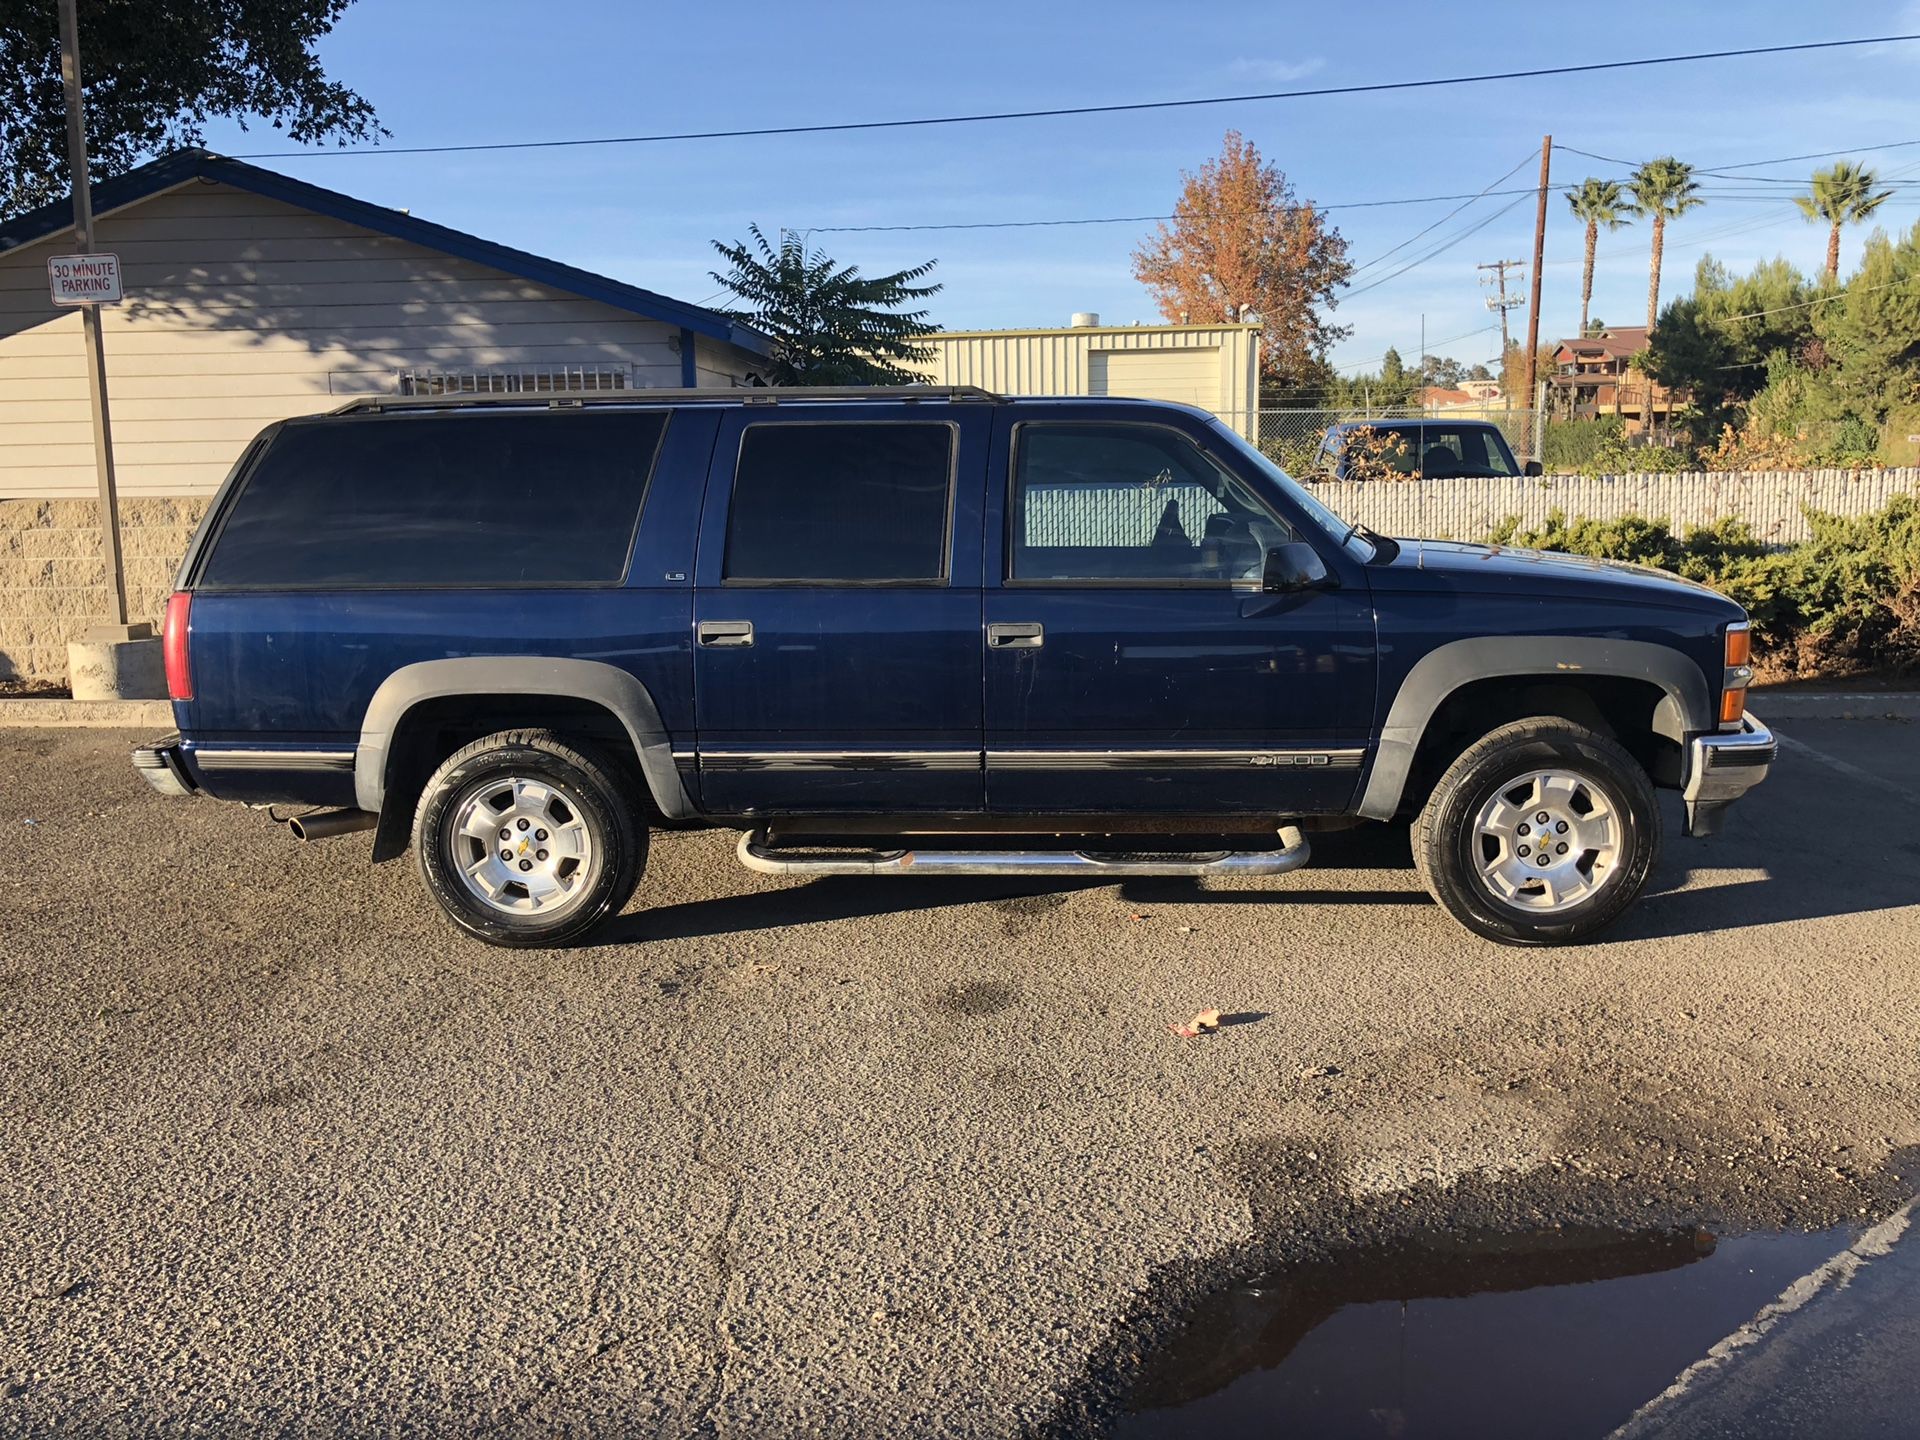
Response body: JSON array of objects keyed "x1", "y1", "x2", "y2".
[
  {"x1": 1355, "y1": 636, "x2": 1715, "y2": 820},
  {"x1": 354, "y1": 656, "x2": 694, "y2": 820}
]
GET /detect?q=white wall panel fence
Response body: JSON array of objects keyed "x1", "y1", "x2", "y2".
[{"x1": 1307, "y1": 469, "x2": 1920, "y2": 545}]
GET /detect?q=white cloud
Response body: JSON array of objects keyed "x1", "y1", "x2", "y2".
[{"x1": 1224, "y1": 56, "x2": 1327, "y2": 85}]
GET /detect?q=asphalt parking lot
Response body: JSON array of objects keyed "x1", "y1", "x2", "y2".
[{"x1": 3, "y1": 718, "x2": 1918, "y2": 1437}]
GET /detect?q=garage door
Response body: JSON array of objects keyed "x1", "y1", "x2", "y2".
[{"x1": 1087, "y1": 348, "x2": 1217, "y2": 409}]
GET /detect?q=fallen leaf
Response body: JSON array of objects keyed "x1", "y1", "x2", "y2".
[{"x1": 1171, "y1": 1009, "x2": 1223, "y2": 1039}]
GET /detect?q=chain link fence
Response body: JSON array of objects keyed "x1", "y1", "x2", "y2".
[{"x1": 1223, "y1": 407, "x2": 1543, "y2": 476}]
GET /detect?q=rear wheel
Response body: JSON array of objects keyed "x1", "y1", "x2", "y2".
[
  {"x1": 1413, "y1": 717, "x2": 1659, "y2": 945},
  {"x1": 414, "y1": 729, "x2": 643, "y2": 947}
]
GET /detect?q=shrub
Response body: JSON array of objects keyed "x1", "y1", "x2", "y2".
[{"x1": 1542, "y1": 416, "x2": 1623, "y2": 473}]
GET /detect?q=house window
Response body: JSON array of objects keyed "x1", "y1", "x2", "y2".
[{"x1": 397, "y1": 365, "x2": 632, "y2": 395}]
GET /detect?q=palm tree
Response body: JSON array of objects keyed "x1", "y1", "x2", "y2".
[
  {"x1": 1565, "y1": 178, "x2": 1633, "y2": 337},
  {"x1": 709, "y1": 225, "x2": 941, "y2": 385},
  {"x1": 1628, "y1": 157, "x2": 1704, "y2": 330},
  {"x1": 1796, "y1": 160, "x2": 1893, "y2": 284}
]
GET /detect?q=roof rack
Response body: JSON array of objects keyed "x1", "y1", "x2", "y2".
[{"x1": 329, "y1": 384, "x2": 1002, "y2": 416}]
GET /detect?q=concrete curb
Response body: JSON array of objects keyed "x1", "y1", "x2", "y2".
[
  {"x1": 0, "y1": 699, "x2": 171, "y2": 728},
  {"x1": 1750, "y1": 693, "x2": 1920, "y2": 721}
]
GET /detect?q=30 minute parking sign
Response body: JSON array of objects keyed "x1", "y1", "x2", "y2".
[{"x1": 48, "y1": 251, "x2": 122, "y2": 305}]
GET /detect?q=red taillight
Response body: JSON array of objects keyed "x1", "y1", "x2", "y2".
[{"x1": 163, "y1": 592, "x2": 193, "y2": 701}]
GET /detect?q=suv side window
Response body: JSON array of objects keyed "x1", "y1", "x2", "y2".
[
  {"x1": 1009, "y1": 423, "x2": 1296, "y2": 584},
  {"x1": 723, "y1": 422, "x2": 955, "y2": 584},
  {"x1": 1415, "y1": 425, "x2": 1517, "y2": 479},
  {"x1": 198, "y1": 411, "x2": 667, "y2": 588}
]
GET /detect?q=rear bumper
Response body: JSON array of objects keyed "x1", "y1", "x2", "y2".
[
  {"x1": 131, "y1": 734, "x2": 197, "y2": 799},
  {"x1": 1682, "y1": 714, "x2": 1774, "y2": 836}
]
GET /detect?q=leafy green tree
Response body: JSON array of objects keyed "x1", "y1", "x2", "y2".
[
  {"x1": 0, "y1": 0, "x2": 381, "y2": 218},
  {"x1": 1628, "y1": 157, "x2": 1704, "y2": 330},
  {"x1": 1811, "y1": 220, "x2": 1920, "y2": 419},
  {"x1": 1565, "y1": 178, "x2": 1633, "y2": 338},
  {"x1": 1797, "y1": 160, "x2": 1893, "y2": 284},
  {"x1": 1644, "y1": 255, "x2": 1816, "y2": 442},
  {"x1": 710, "y1": 225, "x2": 940, "y2": 386}
]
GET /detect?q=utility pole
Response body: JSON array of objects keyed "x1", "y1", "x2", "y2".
[
  {"x1": 59, "y1": 0, "x2": 129, "y2": 630},
  {"x1": 1523, "y1": 135, "x2": 1553, "y2": 423},
  {"x1": 1477, "y1": 259, "x2": 1525, "y2": 359}
]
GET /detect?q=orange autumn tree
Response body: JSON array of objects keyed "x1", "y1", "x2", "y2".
[{"x1": 1131, "y1": 131, "x2": 1353, "y2": 385}]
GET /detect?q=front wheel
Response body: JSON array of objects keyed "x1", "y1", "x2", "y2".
[
  {"x1": 413, "y1": 729, "x2": 644, "y2": 947},
  {"x1": 1413, "y1": 717, "x2": 1660, "y2": 945}
]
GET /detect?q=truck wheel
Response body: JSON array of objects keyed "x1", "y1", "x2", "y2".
[
  {"x1": 1412, "y1": 717, "x2": 1659, "y2": 946},
  {"x1": 413, "y1": 729, "x2": 644, "y2": 948}
]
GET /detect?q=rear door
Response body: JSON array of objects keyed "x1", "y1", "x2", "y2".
[
  {"x1": 691, "y1": 404, "x2": 987, "y2": 814},
  {"x1": 981, "y1": 408, "x2": 1374, "y2": 816}
]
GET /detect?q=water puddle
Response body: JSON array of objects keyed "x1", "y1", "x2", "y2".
[{"x1": 1119, "y1": 1223, "x2": 1853, "y2": 1440}]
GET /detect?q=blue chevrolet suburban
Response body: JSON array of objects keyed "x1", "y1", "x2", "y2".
[{"x1": 133, "y1": 387, "x2": 1773, "y2": 948}]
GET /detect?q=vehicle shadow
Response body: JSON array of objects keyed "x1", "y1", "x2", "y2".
[
  {"x1": 600, "y1": 825, "x2": 1429, "y2": 945},
  {"x1": 600, "y1": 875, "x2": 1111, "y2": 945}
]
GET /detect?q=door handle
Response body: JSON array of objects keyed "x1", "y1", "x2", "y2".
[
  {"x1": 698, "y1": 620, "x2": 754, "y2": 648},
  {"x1": 987, "y1": 622, "x2": 1044, "y2": 649}
]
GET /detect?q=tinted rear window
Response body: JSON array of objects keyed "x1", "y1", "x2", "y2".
[
  {"x1": 723, "y1": 423, "x2": 954, "y2": 583},
  {"x1": 200, "y1": 412, "x2": 668, "y2": 588}
]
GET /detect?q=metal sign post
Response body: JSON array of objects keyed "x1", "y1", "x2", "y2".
[{"x1": 58, "y1": 0, "x2": 131, "y2": 630}]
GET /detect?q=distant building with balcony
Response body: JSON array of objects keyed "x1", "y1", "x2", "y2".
[{"x1": 1547, "y1": 326, "x2": 1685, "y2": 433}]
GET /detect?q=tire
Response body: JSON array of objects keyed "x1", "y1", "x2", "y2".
[
  {"x1": 413, "y1": 729, "x2": 644, "y2": 948},
  {"x1": 1412, "y1": 716, "x2": 1660, "y2": 946}
]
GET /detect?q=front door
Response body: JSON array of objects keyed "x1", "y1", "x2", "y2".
[
  {"x1": 982, "y1": 413, "x2": 1374, "y2": 816},
  {"x1": 692, "y1": 405, "x2": 987, "y2": 814}
]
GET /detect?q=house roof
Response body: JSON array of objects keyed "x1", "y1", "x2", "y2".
[
  {"x1": 0, "y1": 149, "x2": 770, "y2": 355},
  {"x1": 1554, "y1": 326, "x2": 1651, "y2": 361}
]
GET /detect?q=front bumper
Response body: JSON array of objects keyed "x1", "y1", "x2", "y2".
[
  {"x1": 131, "y1": 734, "x2": 197, "y2": 799},
  {"x1": 1682, "y1": 714, "x2": 1775, "y2": 836}
]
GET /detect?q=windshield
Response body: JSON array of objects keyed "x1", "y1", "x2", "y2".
[{"x1": 1205, "y1": 420, "x2": 1378, "y2": 562}]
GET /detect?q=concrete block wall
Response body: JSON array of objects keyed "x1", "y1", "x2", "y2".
[{"x1": 0, "y1": 498, "x2": 208, "y2": 682}]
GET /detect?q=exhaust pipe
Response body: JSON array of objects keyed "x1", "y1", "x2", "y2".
[{"x1": 288, "y1": 808, "x2": 377, "y2": 842}]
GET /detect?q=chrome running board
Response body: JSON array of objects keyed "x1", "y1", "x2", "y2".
[{"x1": 736, "y1": 826, "x2": 1310, "y2": 878}]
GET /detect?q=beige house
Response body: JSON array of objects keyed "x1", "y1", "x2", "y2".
[
  {"x1": 0, "y1": 149, "x2": 771, "y2": 681},
  {"x1": 907, "y1": 318, "x2": 1261, "y2": 436},
  {"x1": 0, "y1": 149, "x2": 771, "y2": 501}
]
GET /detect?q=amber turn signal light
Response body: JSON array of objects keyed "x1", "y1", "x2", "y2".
[
  {"x1": 1724, "y1": 625, "x2": 1751, "y2": 668},
  {"x1": 1719, "y1": 687, "x2": 1747, "y2": 724}
]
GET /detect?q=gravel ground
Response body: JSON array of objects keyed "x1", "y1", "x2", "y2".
[{"x1": 1, "y1": 721, "x2": 1917, "y2": 1438}]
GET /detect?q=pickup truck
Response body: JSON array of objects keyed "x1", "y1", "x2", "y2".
[
  {"x1": 1315, "y1": 418, "x2": 1541, "y2": 480},
  {"x1": 133, "y1": 386, "x2": 1773, "y2": 948}
]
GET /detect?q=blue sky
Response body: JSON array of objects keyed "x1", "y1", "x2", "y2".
[{"x1": 199, "y1": 0, "x2": 1920, "y2": 378}]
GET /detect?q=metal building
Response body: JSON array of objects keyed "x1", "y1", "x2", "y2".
[{"x1": 907, "y1": 318, "x2": 1261, "y2": 436}]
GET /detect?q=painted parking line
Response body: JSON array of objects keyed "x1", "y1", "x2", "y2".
[
  {"x1": 1607, "y1": 1198, "x2": 1919, "y2": 1438},
  {"x1": 1771, "y1": 729, "x2": 1920, "y2": 808}
]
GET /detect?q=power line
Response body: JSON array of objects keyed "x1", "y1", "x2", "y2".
[
  {"x1": 230, "y1": 35, "x2": 1920, "y2": 160},
  {"x1": 794, "y1": 180, "x2": 1886, "y2": 239},
  {"x1": 1341, "y1": 193, "x2": 1537, "y2": 299},
  {"x1": 1559, "y1": 137, "x2": 1920, "y2": 181},
  {"x1": 1348, "y1": 152, "x2": 1540, "y2": 273}
]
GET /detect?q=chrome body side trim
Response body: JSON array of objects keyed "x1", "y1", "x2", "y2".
[
  {"x1": 699, "y1": 750, "x2": 981, "y2": 772},
  {"x1": 192, "y1": 746, "x2": 356, "y2": 772},
  {"x1": 986, "y1": 748, "x2": 1365, "y2": 770}
]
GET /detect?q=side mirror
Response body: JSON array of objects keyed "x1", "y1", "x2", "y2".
[
  {"x1": 1263, "y1": 542, "x2": 1334, "y2": 594},
  {"x1": 1523, "y1": 459, "x2": 1544, "y2": 477}
]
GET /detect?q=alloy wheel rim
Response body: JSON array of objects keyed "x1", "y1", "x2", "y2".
[
  {"x1": 448, "y1": 774, "x2": 598, "y2": 917},
  {"x1": 1470, "y1": 768, "x2": 1623, "y2": 914}
]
